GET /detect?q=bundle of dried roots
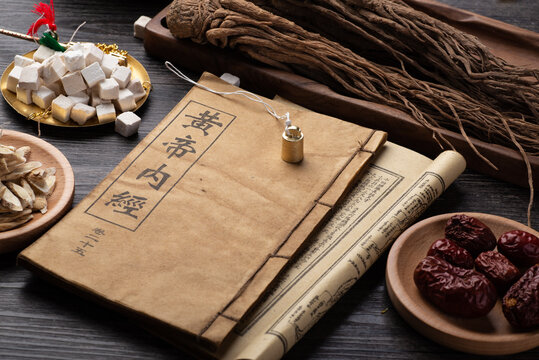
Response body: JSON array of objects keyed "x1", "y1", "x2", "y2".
[
  {"x1": 167, "y1": 0, "x2": 536, "y2": 224},
  {"x1": 250, "y1": 0, "x2": 539, "y2": 124}
]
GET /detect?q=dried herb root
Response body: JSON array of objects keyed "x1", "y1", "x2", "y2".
[{"x1": 167, "y1": 0, "x2": 536, "y2": 225}]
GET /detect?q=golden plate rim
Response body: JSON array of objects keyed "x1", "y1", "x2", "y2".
[{"x1": 1, "y1": 47, "x2": 151, "y2": 127}]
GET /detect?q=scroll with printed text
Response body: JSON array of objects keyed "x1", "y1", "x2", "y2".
[{"x1": 216, "y1": 143, "x2": 466, "y2": 359}]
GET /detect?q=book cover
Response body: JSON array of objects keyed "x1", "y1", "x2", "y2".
[{"x1": 18, "y1": 73, "x2": 386, "y2": 352}]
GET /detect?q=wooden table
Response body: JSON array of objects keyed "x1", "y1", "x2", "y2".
[{"x1": 0, "y1": 0, "x2": 537, "y2": 358}]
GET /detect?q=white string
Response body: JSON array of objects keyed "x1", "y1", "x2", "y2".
[
  {"x1": 165, "y1": 61, "x2": 292, "y2": 135},
  {"x1": 68, "y1": 21, "x2": 86, "y2": 44},
  {"x1": 31, "y1": 13, "x2": 45, "y2": 45},
  {"x1": 30, "y1": 17, "x2": 85, "y2": 48}
]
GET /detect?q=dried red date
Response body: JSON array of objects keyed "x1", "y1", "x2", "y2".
[
  {"x1": 474, "y1": 251, "x2": 520, "y2": 293},
  {"x1": 427, "y1": 238, "x2": 474, "y2": 269},
  {"x1": 502, "y1": 264, "x2": 539, "y2": 328},
  {"x1": 414, "y1": 256, "x2": 497, "y2": 318},
  {"x1": 498, "y1": 230, "x2": 539, "y2": 268},
  {"x1": 445, "y1": 214, "x2": 496, "y2": 257}
]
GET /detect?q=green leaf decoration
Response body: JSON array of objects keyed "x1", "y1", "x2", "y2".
[{"x1": 39, "y1": 32, "x2": 66, "y2": 52}]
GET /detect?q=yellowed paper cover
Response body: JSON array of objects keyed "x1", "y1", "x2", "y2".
[{"x1": 18, "y1": 72, "x2": 386, "y2": 351}]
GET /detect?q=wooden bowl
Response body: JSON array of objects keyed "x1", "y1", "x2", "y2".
[
  {"x1": 386, "y1": 212, "x2": 539, "y2": 355},
  {"x1": 0, "y1": 130, "x2": 74, "y2": 254}
]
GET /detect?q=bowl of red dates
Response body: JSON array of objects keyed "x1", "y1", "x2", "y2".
[{"x1": 386, "y1": 213, "x2": 539, "y2": 355}]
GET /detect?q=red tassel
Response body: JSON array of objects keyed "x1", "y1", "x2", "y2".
[{"x1": 27, "y1": 0, "x2": 57, "y2": 36}]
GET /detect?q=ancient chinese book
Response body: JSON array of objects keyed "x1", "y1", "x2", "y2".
[{"x1": 18, "y1": 73, "x2": 386, "y2": 353}]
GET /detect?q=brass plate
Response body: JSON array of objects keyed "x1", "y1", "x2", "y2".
[{"x1": 1, "y1": 49, "x2": 151, "y2": 127}]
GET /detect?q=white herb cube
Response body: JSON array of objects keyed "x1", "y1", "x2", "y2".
[
  {"x1": 115, "y1": 111, "x2": 141, "y2": 137},
  {"x1": 70, "y1": 103, "x2": 96, "y2": 125},
  {"x1": 66, "y1": 42, "x2": 84, "y2": 53},
  {"x1": 33, "y1": 44, "x2": 56, "y2": 63},
  {"x1": 96, "y1": 103, "x2": 116, "y2": 123},
  {"x1": 64, "y1": 50, "x2": 85, "y2": 72},
  {"x1": 90, "y1": 85, "x2": 99, "y2": 98},
  {"x1": 18, "y1": 65, "x2": 40, "y2": 91},
  {"x1": 84, "y1": 44, "x2": 104, "y2": 66},
  {"x1": 81, "y1": 62, "x2": 106, "y2": 88},
  {"x1": 16, "y1": 84, "x2": 33, "y2": 105},
  {"x1": 98, "y1": 78, "x2": 119, "y2": 100},
  {"x1": 111, "y1": 66, "x2": 131, "y2": 88},
  {"x1": 51, "y1": 95, "x2": 75, "y2": 123},
  {"x1": 127, "y1": 79, "x2": 146, "y2": 102},
  {"x1": 133, "y1": 15, "x2": 151, "y2": 39},
  {"x1": 68, "y1": 91, "x2": 90, "y2": 105},
  {"x1": 41, "y1": 54, "x2": 55, "y2": 69},
  {"x1": 14, "y1": 55, "x2": 34, "y2": 67},
  {"x1": 113, "y1": 88, "x2": 136, "y2": 112},
  {"x1": 90, "y1": 95, "x2": 109, "y2": 107},
  {"x1": 220, "y1": 73, "x2": 241, "y2": 87},
  {"x1": 32, "y1": 86, "x2": 56, "y2": 109},
  {"x1": 61, "y1": 71, "x2": 87, "y2": 95},
  {"x1": 28, "y1": 62, "x2": 44, "y2": 77},
  {"x1": 42, "y1": 56, "x2": 67, "y2": 85},
  {"x1": 90, "y1": 96, "x2": 100, "y2": 107},
  {"x1": 35, "y1": 62, "x2": 45, "y2": 75},
  {"x1": 47, "y1": 81, "x2": 64, "y2": 96},
  {"x1": 100, "y1": 53, "x2": 119, "y2": 77},
  {"x1": 6, "y1": 66, "x2": 22, "y2": 93}
]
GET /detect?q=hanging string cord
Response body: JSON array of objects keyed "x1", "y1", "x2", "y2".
[
  {"x1": 31, "y1": 13, "x2": 45, "y2": 45},
  {"x1": 68, "y1": 21, "x2": 86, "y2": 44},
  {"x1": 165, "y1": 61, "x2": 292, "y2": 135}
]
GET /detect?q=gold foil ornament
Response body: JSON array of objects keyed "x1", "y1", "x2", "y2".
[{"x1": 95, "y1": 43, "x2": 128, "y2": 66}]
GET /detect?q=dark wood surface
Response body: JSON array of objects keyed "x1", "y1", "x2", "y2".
[{"x1": 0, "y1": 0, "x2": 537, "y2": 359}]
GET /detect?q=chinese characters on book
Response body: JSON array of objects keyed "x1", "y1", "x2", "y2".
[
  {"x1": 83, "y1": 101, "x2": 235, "y2": 234},
  {"x1": 71, "y1": 228, "x2": 106, "y2": 257}
]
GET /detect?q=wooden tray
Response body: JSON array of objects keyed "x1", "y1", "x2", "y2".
[
  {"x1": 386, "y1": 212, "x2": 539, "y2": 355},
  {"x1": 142, "y1": 0, "x2": 538, "y2": 189},
  {"x1": 0, "y1": 130, "x2": 74, "y2": 254}
]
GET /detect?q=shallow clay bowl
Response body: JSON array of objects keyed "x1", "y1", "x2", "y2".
[
  {"x1": 386, "y1": 212, "x2": 539, "y2": 355},
  {"x1": 0, "y1": 130, "x2": 74, "y2": 254}
]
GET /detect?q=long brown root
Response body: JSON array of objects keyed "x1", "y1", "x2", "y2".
[
  {"x1": 167, "y1": 0, "x2": 536, "y2": 226},
  {"x1": 251, "y1": 0, "x2": 539, "y2": 124},
  {"x1": 168, "y1": 0, "x2": 539, "y2": 155}
]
